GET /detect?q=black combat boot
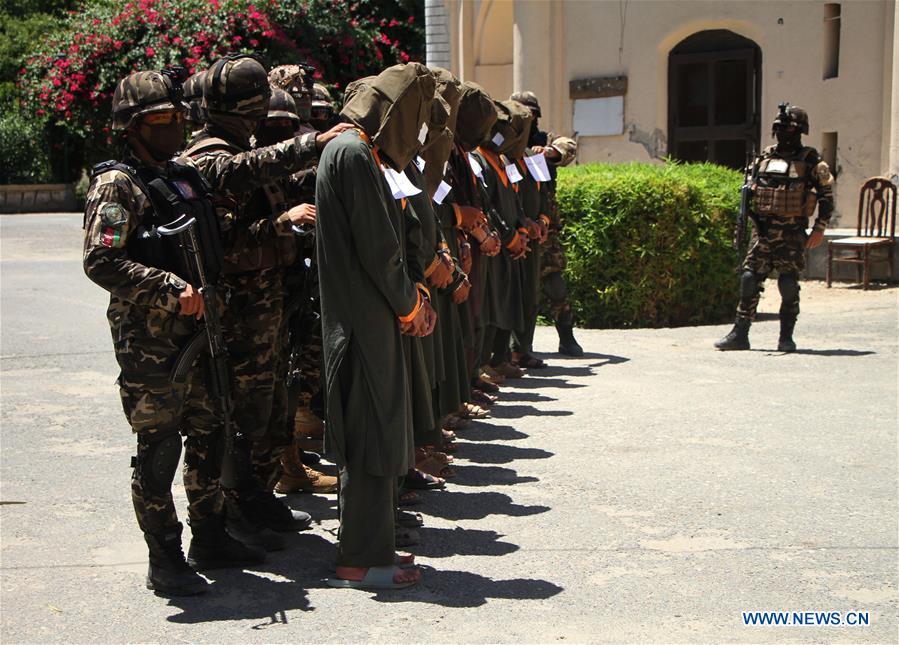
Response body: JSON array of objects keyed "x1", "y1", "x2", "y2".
[
  {"x1": 252, "y1": 491, "x2": 313, "y2": 532},
  {"x1": 777, "y1": 316, "x2": 797, "y2": 352},
  {"x1": 224, "y1": 494, "x2": 287, "y2": 552},
  {"x1": 555, "y1": 311, "x2": 584, "y2": 357},
  {"x1": 714, "y1": 318, "x2": 751, "y2": 351},
  {"x1": 144, "y1": 524, "x2": 208, "y2": 595},
  {"x1": 187, "y1": 513, "x2": 267, "y2": 570}
]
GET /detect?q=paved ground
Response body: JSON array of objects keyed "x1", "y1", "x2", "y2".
[{"x1": 1, "y1": 213, "x2": 897, "y2": 643}]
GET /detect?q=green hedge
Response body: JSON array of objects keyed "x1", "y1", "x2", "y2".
[
  {"x1": 0, "y1": 109, "x2": 53, "y2": 184},
  {"x1": 555, "y1": 161, "x2": 743, "y2": 328}
]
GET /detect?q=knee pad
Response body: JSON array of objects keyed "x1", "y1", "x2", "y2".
[
  {"x1": 543, "y1": 271, "x2": 567, "y2": 303},
  {"x1": 739, "y1": 271, "x2": 763, "y2": 300},
  {"x1": 134, "y1": 433, "x2": 182, "y2": 496},
  {"x1": 777, "y1": 273, "x2": 800, "y2": 303}
]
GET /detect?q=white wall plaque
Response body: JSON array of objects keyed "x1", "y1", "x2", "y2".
[{"x1": 573, "y1": 96, "x2": 624, "y2": 136}]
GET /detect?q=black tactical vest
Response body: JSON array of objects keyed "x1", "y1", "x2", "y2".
[{"x1": 90, "y1": 160, "x2": 224, "y2": 286}]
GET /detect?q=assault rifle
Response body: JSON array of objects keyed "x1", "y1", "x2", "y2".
[
  {"x1": 736, "y1": 148, "x2": 761, "y2": 253},
  {"x1": 159, "y1": 215, "x2": 243, "y2": 489}
]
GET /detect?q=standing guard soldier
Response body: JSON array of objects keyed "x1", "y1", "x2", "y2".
[
  {"x1": 715, "y1": 104, "x2": 833, "y2": 352},
  {"x1": 83, "y1": 71, "x2": 265, "y2": 596},
  {"x1": 184, "y1": 54, "x2": 349, "y2": 551}
]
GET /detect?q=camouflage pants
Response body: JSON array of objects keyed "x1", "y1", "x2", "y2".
[
  {"x1": 540, "y1": 228, "x2": 572, "y2": 322},
  {"x1": 119, "y1": 363, "x2": 223, "y2": 536},
  {"x1": 289, "y1": 312, "x2": 323, "y2": 411},
  {"x1": 737, "y1": 224, "x2": 807, "y2": 320},
  {"x1": 221, "y1": 269, "x2": 284, "y2": 494}
]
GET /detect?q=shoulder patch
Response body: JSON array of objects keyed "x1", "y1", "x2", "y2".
[{"x1": 99, "y1": 202, "x2": 128, "y2": 227}]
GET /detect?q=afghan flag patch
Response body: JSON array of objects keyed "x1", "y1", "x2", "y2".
[{"x1": 99, "y1": 226, "x2": 123, "y2": 248}]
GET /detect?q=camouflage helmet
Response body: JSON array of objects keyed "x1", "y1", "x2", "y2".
[
  {"x1": 111, "y1": 70, "x2": 189, "y2": 131},
  {"x1": 268, "y1": 64, "x2": 312, "y2": 120},
  {"x1": 772, "y1": 103, "x2": 809, "y2": 135},
  {"x1": 264, "y1": 89, "x2": 300, "y2": 125},
  {"x1": 510, "y1": 90, "x2": 541, "y2": 118},
  {"x1": 311, "y1": 83, "x2": 334, "y2": 109},
  {"x1": 182, "y1": 70, "x2": 207, "y2": 125},
  {"x1": 202, "y1": 54, "x2": 271, "y2": 119},
  {"x1": 550, "y1": 136, "x2": 577, "y2": 167}
]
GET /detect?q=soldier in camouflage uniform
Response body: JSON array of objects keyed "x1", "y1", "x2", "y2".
[
  {"x1": 184, "y1": 55, "x2": 350, "y2": 551},
  {"x1": 539, "y1": 136, "x2": 582, "y2": 356},
  {"x1": 716, "y1": 104, "x2": 834, "y2": 352},
  {"x1": 310, "y1": 82, "x2": 337, "y2": 132},
  {"x1": 83, "y1": 71, "x2": 264, "y2": 596},
  {"x1": 267, "y1": 64, "x2": 333, "y2": 492},
  {"x1": 253, "y1": 86, "x2": 337, "y2": 495}
]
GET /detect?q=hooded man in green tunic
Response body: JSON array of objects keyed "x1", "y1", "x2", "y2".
[{"x1": 316, "y1": 63, "x2": 437, "y2": 590}]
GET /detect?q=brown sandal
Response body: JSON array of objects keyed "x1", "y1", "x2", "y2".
[{"x1": 415, "y1": 455, "x2": 455, "y2": 479}]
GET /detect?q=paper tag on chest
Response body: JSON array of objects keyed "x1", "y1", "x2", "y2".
[
  {"x1": 524, "y1": 154, "x2": 551, "y2": 182},
  {"x1": 467, "y1": 153, "x2": 484, "y2": 178},
  {"x1": 505, "y1": 163, "x2": 524, "y2": 183},
  {"x1": 418, "y1": 123, "x2": 429, "y2": 144},
  {"x1": 382, "y1": 166, "x2": 422, "y2": 199},
  {"x1": 433, "y1": 181, "x2": 452, "y2": 205},
  {"x1": 414, "y1": 156, "x2": 426, "y2": 172}
]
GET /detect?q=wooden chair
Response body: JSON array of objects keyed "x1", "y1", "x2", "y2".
[{"x1": 826, "y1": 177, "x2": 896, "y2": 289}]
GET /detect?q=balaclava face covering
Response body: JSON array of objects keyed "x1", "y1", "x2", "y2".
[
  {"x1": 134, "y1": 116, "x2": 185, "y2": 162},
  {"x1": 341, "y1": 63, "x2": 436, "y2": 171},
  {"x1": 455, "y1": 81, "x2": 497, "y2": 152}
]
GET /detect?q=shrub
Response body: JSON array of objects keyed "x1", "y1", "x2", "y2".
[
  {"x1": 0, "y1": 109, "x2": 53, "y2": 183},
  {"x1": 555, "y1": 161, "x2": 743, "y2": 328}
]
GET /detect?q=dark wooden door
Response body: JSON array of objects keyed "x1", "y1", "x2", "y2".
[{"x1": 668, "y1": 47, "x2": 760, "y2": 169}]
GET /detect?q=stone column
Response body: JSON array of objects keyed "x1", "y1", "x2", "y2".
[
  {"x1": 513, "y1": 0, "x2": 552, "y2": 115},
  {"x1": 425, "y1": 0, "x2": 452, "y2": 70}
]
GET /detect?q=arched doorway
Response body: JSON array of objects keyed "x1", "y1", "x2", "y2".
[{"x1": 667, "y1": 30, "x2": 761, "y2": 169}]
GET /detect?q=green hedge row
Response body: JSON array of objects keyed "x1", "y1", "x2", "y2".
[{"x1": 555, "y1": 161, "x2": 743, "y2": 328}]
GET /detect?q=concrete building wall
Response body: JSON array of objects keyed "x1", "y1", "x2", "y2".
[{"x1": 436, "y1": 0, "x2": 898, "y2": 226}]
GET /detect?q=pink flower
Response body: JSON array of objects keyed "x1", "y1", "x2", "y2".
[
  {"x1": 114, "y1": 41, "x2": 123, "y2": 50},
  {"x1": 146, "y1": 46, "x2": 155, "y2": 57}
]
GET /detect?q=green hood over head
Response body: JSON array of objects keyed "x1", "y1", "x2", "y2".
[
  {"x1": 341, "y1": 63, "x2": 436, "y2": 170},
  {"x1": 455, "y1": 81, "x2": 497, "y2": 151}
]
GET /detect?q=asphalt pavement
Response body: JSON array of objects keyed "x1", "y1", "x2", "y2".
[{"x1": 1, "y1": 213, "x2": 897, "y2": 643}]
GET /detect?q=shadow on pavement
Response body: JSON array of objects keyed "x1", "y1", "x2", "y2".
[
  {"x1": 788, "y1": 348, "x2": 876, "y2": 357},
  {"x1": 164, "y1": 532, "x2": 335, "y2": 624},
  {"x1": 543, "y1": 351, "x2": 630, "y2": 366},
  {"x1": 370, "y1": 569, "x2": 563, "y2": 608},
  {"x1": 420, "y1": 490, "x2": 550, "y2": 521},
  {"x1": 414, "y1": 527, "x2": 519, "y2": 558},
  {"x1": 487, "y1": 403, "x2": 573, "y2": 420},
  {"x1": 496, "y1": 391, "x2": 557, "y2": 403},
  {"x1": 501, "y1": 377, "x2": 586, "y2": 390},
  {"x1": 456, "y1": 442, "x2": 553, "y2": 465},
  {"x1": 446, "y1": 463, "x2": 539, "y2": 486},
  {"x1": 750, "y1": 348, "x2": 877, "y2": 357},
  {"x1": 459, "y1": 422, "x2": 529, "y2": 442}
]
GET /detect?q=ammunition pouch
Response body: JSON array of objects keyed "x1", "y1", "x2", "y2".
[{"x1": 753, "y1": 184, "x2": 806, "y2": 218}]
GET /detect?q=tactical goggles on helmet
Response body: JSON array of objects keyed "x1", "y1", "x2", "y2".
[{"x1": 142, "y1": 110, "x2": 186, "y2": 125}]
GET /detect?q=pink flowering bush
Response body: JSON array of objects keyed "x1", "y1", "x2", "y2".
[{"x1": 16, "y1": 0, "x2": 423, "y2": 175}]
